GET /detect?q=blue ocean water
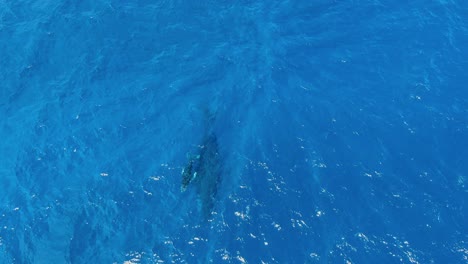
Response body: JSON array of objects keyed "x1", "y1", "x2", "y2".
[{"x1": 1, "y1": 0, "x2": 467, "y2": 263}]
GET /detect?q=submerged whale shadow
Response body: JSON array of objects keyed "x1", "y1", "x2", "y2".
[{"x1": 181, "y1": 132, "x2": 222, "y2": 219}]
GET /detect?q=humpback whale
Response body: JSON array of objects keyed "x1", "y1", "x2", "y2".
[{"x1": 181, "y1": 132, "x2": 221, "y2": 218}]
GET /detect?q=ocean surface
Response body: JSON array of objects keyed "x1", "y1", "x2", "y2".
[{"x1": 1, "y1": 1, "x2": 467, "y2": 263}]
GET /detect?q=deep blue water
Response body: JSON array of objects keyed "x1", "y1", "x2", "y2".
[{"x1": 1, "y1": 1, "x2": 467, "y2": 263}]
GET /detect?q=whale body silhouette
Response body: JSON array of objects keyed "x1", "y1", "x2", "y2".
[{"x1": 181, "y1": 132, "x2": 221, "y2": 218}]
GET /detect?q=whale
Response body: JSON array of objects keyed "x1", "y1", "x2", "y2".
[{"x1": 181, "y1": 132, "x2": 221, "y2": 218}]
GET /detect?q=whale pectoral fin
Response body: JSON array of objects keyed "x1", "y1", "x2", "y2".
[{"x1": 192, "y1": 172, "x2": 197, "y2": 181}]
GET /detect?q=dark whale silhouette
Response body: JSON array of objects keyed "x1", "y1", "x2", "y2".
[{"x1": 181, "y1": 132, "x2": 221, "y2": 218}]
